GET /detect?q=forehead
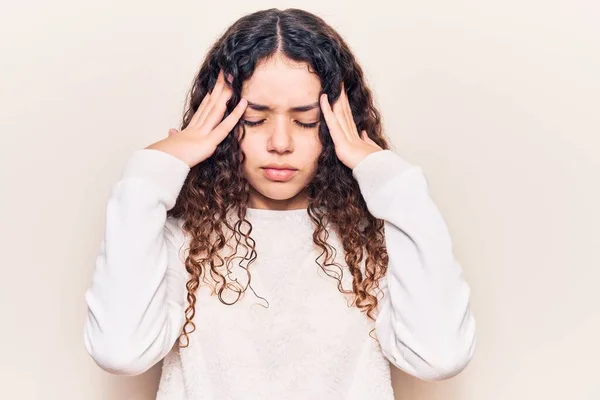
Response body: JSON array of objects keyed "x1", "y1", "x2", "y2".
[{"x1": 241, "y1": 54, "x2": 322, "y2": 109}]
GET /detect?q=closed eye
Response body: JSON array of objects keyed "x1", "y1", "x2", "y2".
[
  {"x1": 242, "y1": 119, "x2": 319, "y2": 129},
  {"x1": 242, "y1": 119, "x2": 265, "y2": 127},
  {"x1": 295, "y1": 121, "x2": 319, "y2": 129}
]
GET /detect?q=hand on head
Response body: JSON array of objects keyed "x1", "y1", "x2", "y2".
[{"x1": 148, "y1": 70, "x2": 247, "y2": 168}]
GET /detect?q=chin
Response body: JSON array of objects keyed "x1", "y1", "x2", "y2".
[{"x1": 253, "y1": 184, "x2": 305, "y2": 201}]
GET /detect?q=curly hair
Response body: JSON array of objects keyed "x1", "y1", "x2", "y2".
[{"x1": 167, "y1": 8, "x2": 391, "y2": 347}]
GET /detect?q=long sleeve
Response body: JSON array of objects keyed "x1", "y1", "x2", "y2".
[
  {"x1": 352, "y1": 150, "x2": 476, "y2": 381},
  {"x1": 84, "y1": 149, "x2": 191, "y2": 376}
]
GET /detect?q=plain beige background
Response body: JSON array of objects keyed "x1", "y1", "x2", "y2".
[{"x1": 1, "y1": 0, "x2": 598, "y2": 399}]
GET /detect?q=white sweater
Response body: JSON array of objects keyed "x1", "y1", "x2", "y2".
[{"x1": 83, "y1": 148, "x2": 476, "y2": 400}]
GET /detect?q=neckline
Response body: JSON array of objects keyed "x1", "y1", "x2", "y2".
[{"x1": 245, "y1": 207, "x2": 310, "y2": 219}]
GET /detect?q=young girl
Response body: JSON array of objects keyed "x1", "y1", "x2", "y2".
[{"x1": 84, "y1": 8, "x2": 476, "y2": 400}]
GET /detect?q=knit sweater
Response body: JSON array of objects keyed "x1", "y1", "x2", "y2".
[{"x1": 83, "y1": 148, "x2": 476, "y2": 400}]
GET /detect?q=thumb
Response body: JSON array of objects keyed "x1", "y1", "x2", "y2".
[{"x1": 361, "y1": 130, "x2": 376, "y2": 144}]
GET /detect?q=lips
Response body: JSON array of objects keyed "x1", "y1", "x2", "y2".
[{"x1": 261, "y1": 165, "x2": 298, "y2": 182}]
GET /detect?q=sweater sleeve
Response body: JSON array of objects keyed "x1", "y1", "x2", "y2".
[
  {"x1": 352, "y1": 150, "x2": 476, "y2": 381},
  {"x1": 84, "y1": 149, "x2": 191, "y2": 376}
]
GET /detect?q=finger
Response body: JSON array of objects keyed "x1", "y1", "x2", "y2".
[
  {"x1": 209, "y1": 98, "x2": 248, "y2": 144},
  {"x1": 188, "y1": 92, "x2": 211, "y2": 127},
  {"x1": 362, "y1": 130, "x2": 380, "y2": 147},
  {"x1": 168, "y1": 128, "x2": 179, "y2": 137},
  {"x1": 340, "y1": 83, "x2": 359, "y2": 138},
  {"x1": 361, "y1": 130, "x2": 372, "y2": 142},
  {"x1": 196, "y1": 71, "x2": 227, "y2": 126},
  {"x1": 320, "y1": 93, "x2": 346, "y2": 145},
  {"x1": 332, "y1": 94, "x2": 352, "y2": 141},
  {"x1": 339, "y1": 82, "x2": 352, "y2": 130},
  {"x1": 211, "y1": 70, "x2": 226, "y2": 95},
  {"x1": 200, "y1": 84, "x2": 234, "y2": 134}
]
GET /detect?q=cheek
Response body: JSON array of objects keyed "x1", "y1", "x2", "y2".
[
  {"x1": 239, "y1": 134, "x2": 262, "y2": 165},
  {"x1": 296, "y1": 134, "x2": 323, "y2": 167}
]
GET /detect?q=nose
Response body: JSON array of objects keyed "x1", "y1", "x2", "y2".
[{"x1": 266, "y1": 118, "x2": 293, "y2": 154}]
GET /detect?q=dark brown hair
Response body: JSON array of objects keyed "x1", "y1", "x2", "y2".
[{"x1": 167, "y1": 8, "x2": 391, "y2": 347}]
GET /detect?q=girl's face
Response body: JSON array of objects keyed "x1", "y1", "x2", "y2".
[{"x1": 238, "y1": 53, "x2": 323, "y2": 210}]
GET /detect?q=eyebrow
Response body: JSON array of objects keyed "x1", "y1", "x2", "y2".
[{"x1": 246, "y1": 101, "x2": 320, "y2": 112}]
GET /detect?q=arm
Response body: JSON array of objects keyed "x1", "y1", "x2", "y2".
[
  {"x1": 84, "y1": 149, "x2": 190, "y2": 376},
  {"x1": 353, "y1": 150, "x2": 476, "y2": 381}
]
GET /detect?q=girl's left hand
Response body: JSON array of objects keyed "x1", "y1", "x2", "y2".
[{"x1": 320, "y1": 83, "x2": 383, "y2": 170}]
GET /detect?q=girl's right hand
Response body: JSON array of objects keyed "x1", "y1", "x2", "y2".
[{"x1": 146, "y1": 70, "x2": 247, "y2": 168}]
